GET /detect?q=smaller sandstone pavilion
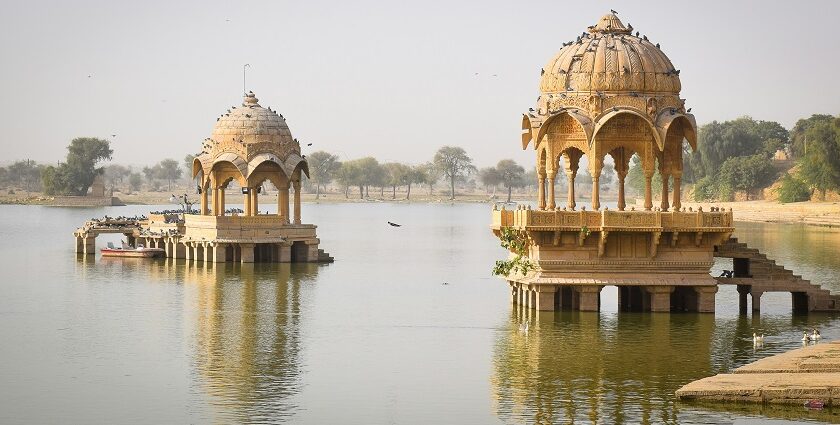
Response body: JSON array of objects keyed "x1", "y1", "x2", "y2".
[
  {"x1": 74, "y1": 92, "x2": 332, "y2": 263},
  {"x1": 491, "y1": 12, "x2": 733, "y2": 312}
]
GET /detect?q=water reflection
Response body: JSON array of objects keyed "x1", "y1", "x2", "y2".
[
  {"x1": 491, "y1": 309, "x2": 840, "y2": 424},
  {"x1": 178, "y1": 261, "x2": 319, "y2": 423}
]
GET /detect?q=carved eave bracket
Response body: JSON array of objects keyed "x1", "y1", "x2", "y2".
[
  {"x1": 598, "y1": 230, "x2": 609, "y2": 257},
  {"x1": 650, "y1": 231, "x2": 662, "y2": 257}
]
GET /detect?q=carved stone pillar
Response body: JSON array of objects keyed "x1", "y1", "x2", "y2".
[
  {"x1": 547, "y1": 171, "x2": 556, "y2": 210},
  {"x1": 566, "y1": 170, "x2": 576, "y2": 211},
  {"x1": 660, "y1": 173, "x2": 670, "y2": 212},
  {"x1": 278, "y1": 184, "x2": 290, "y2": 223},
  {"x1": 293, "y1": 180, "x2": 302, "y2": 224},
  {"x1": 644, "y1": 173, "x2": 653, "y2": 211},
  {"x1": 244, "y1": 189, "x2": 252, "y2": 216},
  {"x1": 592, "y1": 175, "x2": 600, "y2": 210},
  {"x1": 617, "y1": 172, "x2": 627, "y2": 211},
  {"x1": 251, "y1": 189, "x2": 259, "y2": 215},
  {"x1": 537, "y1": 173, "x2": 546, "y2": 210},
  {"x1": 219, "y1": 188, "x2": 225, "y2": 215},
  {"x1": 200, "y1": 187, "x2": 208, "y2": 215},
  {"x1": 672, "y1": 175, "x2": 682, "y2": 211}
]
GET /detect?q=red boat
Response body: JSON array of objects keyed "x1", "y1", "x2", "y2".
[
  {"x1": 101, "y1": 242, "x2": 165, "y2": 258},
  {"x1": 804, "y1": 399, "x2": 825, "y2": 409}
]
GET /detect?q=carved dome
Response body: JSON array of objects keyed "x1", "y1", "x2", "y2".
[
  {"x1": 211, "y1": 92, "x2": 296, "y2": 146},
  {"x1": 539, "y1": 13, "x2": 681, "y2": 95}
]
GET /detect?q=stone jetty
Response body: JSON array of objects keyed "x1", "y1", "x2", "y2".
[{"x1": 676, "y1": 341, "x2": 840, "y2": 405}]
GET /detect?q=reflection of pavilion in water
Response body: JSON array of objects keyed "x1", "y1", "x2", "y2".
[
  {"x1": 170, "y1": 261, "x2": 319, "y2": 422},
  {"x1": 491, "y1": 309, "x2": 840, "y2": 424},
  {"x1": 491, "y1": 311, "x2": 716, "y2": 424}
]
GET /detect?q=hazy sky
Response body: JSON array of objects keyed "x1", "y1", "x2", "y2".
[{"x1": 1, "y1": 0, "x2": 839, "y2": 168}]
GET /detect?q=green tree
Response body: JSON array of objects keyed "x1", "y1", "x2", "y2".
[
  {"x1": 128, "y1": 172, "x2": 143, "y2": 192},
  {"x1": 104, "y1": 164, "x2": 131, "y2": 192},
  {"x1": 383, "y1": 162, "x2": 410, "y2": 199},
  {"x1": 183, "y1": 154, "x2": 196, "y2": 179},
  {"x1": 479, "y1": 166, "x2": 502, "y2": 197},
  {"x1": 405, "y1": 164, "x2": 427, "y2": 200},
  {"x1": 157, "y1": 159, "x2": 182, "y2": 191},
  {"x1": 790, "y1": 114, "x2": 834, "y2": 158},
  {"x1": 307, "y1": 151, "x2": 341, "y2": 199},
  {"x1": 336, "y1": 160, "x2": 364, "y2": 199},
  {"x1": 6, "y1": 160, "x2": 42, "y2": 191},
  {"x1": 798, "y1": 119, "x2": 840, "y2": 199},
  {"x1": 433, "y1": 146, "x2": 476, "y2": 200},
  {"x1": 496, "y1": 159, "x2": 526, "y2": 202},
  {"x1": 422, "y1": 161, "x2": 442, "y2": 195},
  {"x1": 41, "y1": 138, "x2": 113, "y2": 195}
]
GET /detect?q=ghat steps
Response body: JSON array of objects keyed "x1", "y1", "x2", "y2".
[{"x1": 714, "y1": 237, "x2": 840, "y2": 312}]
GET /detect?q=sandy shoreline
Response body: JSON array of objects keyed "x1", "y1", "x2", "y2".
[{"x1": 3, "y1": 191, "x2": 838, "y2": 227}]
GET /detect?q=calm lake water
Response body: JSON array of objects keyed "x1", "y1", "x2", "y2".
[{"x1": 1, "y1": 203, "x2": 839, "y2": 424}]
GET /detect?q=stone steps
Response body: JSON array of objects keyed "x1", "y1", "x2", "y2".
[{"x1": 715, "y1": 237, "x2": 840, "y2": 310}]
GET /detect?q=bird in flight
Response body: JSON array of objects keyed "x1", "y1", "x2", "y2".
[
  {"x1": 307, "y1": 143, "x2": 312, "y2": 146},
  {"x1": 387, "y1": 221, "x2": 401, "y2": 227}
]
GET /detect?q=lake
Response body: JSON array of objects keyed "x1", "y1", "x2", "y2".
[{"x1": 1, "y1": 203, "x2": 838, "y2": 424}]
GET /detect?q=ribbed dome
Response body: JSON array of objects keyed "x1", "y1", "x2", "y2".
[
  {"x1": 539, "y1": 13, "x2": 681, "y2": 95},
  {"x1": 211, "y1": 92, "x2": 295, "y2": 146}
]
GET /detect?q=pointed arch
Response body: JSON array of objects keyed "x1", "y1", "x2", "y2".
[
  {"x1": 593, "y1": 109, "x2": 663, "y2": 151},
  {"x1": 656, "y1": 112, "x2": 697, "y2": 151}
]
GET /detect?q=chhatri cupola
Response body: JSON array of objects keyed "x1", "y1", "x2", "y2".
[
  {"x1": 192, "y1": 92, "x2": 309, "y2": 222},
  {"x1": 522, "y1": 12, "x2": 697, "y2": 212}
]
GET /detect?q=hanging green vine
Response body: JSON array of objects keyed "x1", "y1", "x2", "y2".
[{"x1": 492, "y1": 227, "x2": 535, "y2": 277}]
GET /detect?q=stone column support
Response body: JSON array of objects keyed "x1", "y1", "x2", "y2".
[
  {"x1": 737, "y1": 285, "x2": 750, "y2": 314},
  {"x1": 751, "y1": 291, "x2": 763, "y2": 313},
  {"x1": 644, "y1": 173, "x2": 653, "y2": 211},
  {"x1": 535, "y1": 287, "x2": 557, "y2": 311},
  {"x1": 695, "y1": 286, "x2": 718, "y2": 313},
  {"x1": 660, "y1": 172, "x2": 670, "y2": 212},
  {"x1": 537, "y1": 173, "x2": 546, "y2": 210},
  {"x1": 184, "y1": 242, "x2": 192, "y2": 261},
  {"x1": 591, "y1": 176, "x2": 600, "y2": 210},
  {"x1": 239, "y1": 243, "x2": 255, "y2": 263},
  {"x1": 647, "y1": 286, "x2": 674, "y2": 312},
  {"x1": 510, "y1": 283, "x2": 519, "y2": 305},
  {"x1": 577, "y1": 286, "x2": 602, "y2": 312},
  {"x1": 293, "y1": 180, "x2": 302, "y2": 224},
  {"x1": 211, "y1": 243, "x2": 227, "y2": 263}
]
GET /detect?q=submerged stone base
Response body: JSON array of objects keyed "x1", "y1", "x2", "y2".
[{"x1": 676, "y1": 341, "x2": 840, "y2": 405}]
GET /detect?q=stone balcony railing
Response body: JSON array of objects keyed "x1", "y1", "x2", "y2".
[{"x1": 491, "y1": 206, "x2": 733, "y2": 232}]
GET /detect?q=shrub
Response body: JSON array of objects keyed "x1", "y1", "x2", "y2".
[{"x1": 775, "y1": 173, "x2": 811, "y2": 203}]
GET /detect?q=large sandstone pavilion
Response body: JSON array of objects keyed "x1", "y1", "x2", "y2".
[{"x1": 492, "y1": 12, "x2": 734, "y2": 312}]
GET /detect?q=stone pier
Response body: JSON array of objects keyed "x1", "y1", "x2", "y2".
[{"x1": 677, "y1": 341, "x2": 840, "y2": 405}]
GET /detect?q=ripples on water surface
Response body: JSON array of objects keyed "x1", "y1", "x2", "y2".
[{"x1": 0, "y1": 203, "x2": 839, "y2": 424}]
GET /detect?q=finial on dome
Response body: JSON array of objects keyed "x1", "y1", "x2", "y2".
[
  {"x1": 243, "y1": 91, "x2": 260, "y2": 106},
  {"x1": 590, "y1": 13, "x2": 631, "y2": 34}
]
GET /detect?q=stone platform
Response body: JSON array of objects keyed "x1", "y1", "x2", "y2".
[{"x1": 676, "y1": 341, "x2": 840, "y2": 405}]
